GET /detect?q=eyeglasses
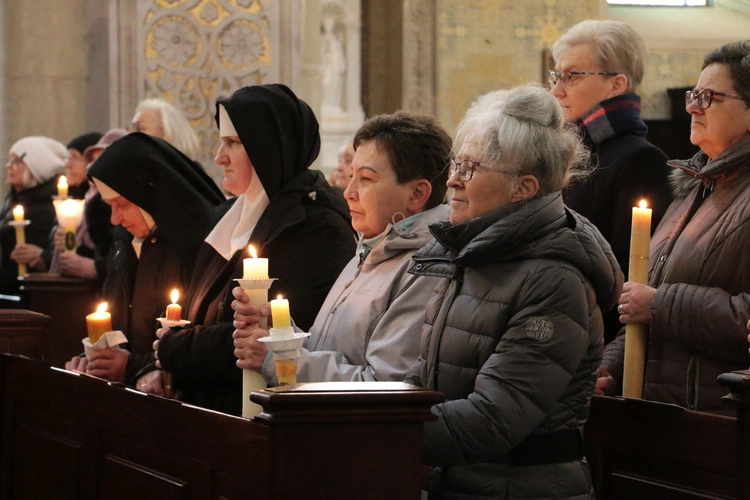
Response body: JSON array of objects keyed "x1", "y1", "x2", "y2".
[
  {"x1": 685, "y1": 88, "x2": 746, "y2": 110},
  {"x1": 5, "y1": 153, "x2": 26, "y2": 170},
  {"x1": 548, "y1": 70, "x2": 618, "y2": 88},
  {"x1": 448, "y1": 159, "x2": 516, "y2": 182}
]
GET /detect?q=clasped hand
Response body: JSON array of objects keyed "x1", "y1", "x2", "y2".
[
  {"x1": 64, "y1": 347, "x2": 129, "y2": 383},
  {"x1": 231, "y1": 286, "x2": 271, "y2": 371}
]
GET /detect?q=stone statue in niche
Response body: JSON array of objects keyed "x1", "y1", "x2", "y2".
[{"x1": 320, "y1": 13, "x2": 346, "y2": 111}]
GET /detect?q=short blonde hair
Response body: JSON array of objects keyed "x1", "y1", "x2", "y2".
[
  {"x1": 135, "y1": 98, "x2": 201, "y2": 160},
  {"x1": 551, "y1": 20, "x2": 647, "y2": 93}
]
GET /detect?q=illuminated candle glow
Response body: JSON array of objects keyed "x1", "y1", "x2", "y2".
[
  {"x1": 270, "y1": 295, "x2": 291, "y2": 329},
  {"x1": 12, "y1": 205, "x2": 24, "y2": 222},
  {"x1": 165, "y1": 288, "x2": 182, "y2": 321},
  {"x1": 86, "y1": 302, "x2": 112, "y2": 344},
  {"x1": 243, "y1": 244, "x2": 268, "y2": 280},
  {"x1": 57, "y1": 175, "x2": 69, "y2": 198}
]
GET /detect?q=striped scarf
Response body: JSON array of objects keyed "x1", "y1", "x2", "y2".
[{"x1": 577, "y1": 93, "x2": 647, "y2": 145}]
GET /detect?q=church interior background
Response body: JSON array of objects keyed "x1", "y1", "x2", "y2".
[{"x1": 0, "y1": 0, "x2": 748, "y2": 196}]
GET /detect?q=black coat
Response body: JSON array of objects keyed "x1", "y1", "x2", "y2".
[
  {"x1": 102, "y1": 226, "x2": 199, "y2": 385},
  {"x1": 157, "y1": 169, "x2": 356, "y2": 415},
  {"x1": 0, "y1": 177, "x2": 58, "y2": 294},
  {"x1": 564, "y1": 116, "x2": 671, "y2": 343}
]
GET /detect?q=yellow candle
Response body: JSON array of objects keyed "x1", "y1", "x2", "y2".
[
  {"x1": 12, "y1": 205, "x2": 24, "y2": 222},
  {"x1": 13, "y1": 205, "x2": 26, "y2": 275},
  {"x1": 243, "y1": 244, "x2": 268, "y2": 279},
  {"x1": 623, "y1": 199, "x2": 652, "y2": 399},
  {"x1": 629, "y1": 200, "x2": 652, "y2": 283},
  {"x1": 270, "y1": 295, "x2": 291, "y2": 328},
  {"x1": 86, "y1": 302, "x2": 112, "y2": 344},
  {"x1": 57, "y1": 175, "x2": 69, "y2": 198},
  {"x1": 165, "y1": 289, "x2": 182, "y2": 321}
]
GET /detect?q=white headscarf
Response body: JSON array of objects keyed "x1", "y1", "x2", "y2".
[
  {"x1": 91, "y1": 177, "x2": 156, "y2": 259},
  {"x1": 204, "y1": 105, "x2": 270, "y2": 260}
]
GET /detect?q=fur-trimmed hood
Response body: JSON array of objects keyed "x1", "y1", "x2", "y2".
[{"x1": 668, "y1": 136, "x2": 750, "y2": 199}]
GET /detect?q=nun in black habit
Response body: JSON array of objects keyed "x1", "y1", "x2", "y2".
[
  {"x1": 144, "y1": 84, "x2": 356, "y2": 415},
  {"x1": 64, "y1": 133, "x2": 224, "y2": 385}
]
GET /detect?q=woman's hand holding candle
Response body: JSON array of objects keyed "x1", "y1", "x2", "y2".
[
  {"x1": 233, "y1": 326, "x2": 271, "y2": 370},
  {"x1": 617, "y1": 282, "x2": 657, "y2": 325},
  {"x1": 153, "y1": 326, "x2": 169, "y2": 369},
  {"x1": 86, "y1": 348, "x2": 129, "y2": 382},
  {"x1": 231, "y1": 286, "x2": 270, "y2": 328}
]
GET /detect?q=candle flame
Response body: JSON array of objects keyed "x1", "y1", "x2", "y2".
[
  {"x1": 13, "y1": 205, "x2": 23, "y2": 218},
  {"x1": 639, "y1": 200, "x2": 648, "y2": 209},
  {"x1": 58, "y1": 175, "x2": 68, "y2": 188},
  {"x1": 248, "y1": 244, "x2": 258, "y2": 259},
  {"x1": 277, "y1": 295, "x2": 283, "y2": 300},
  {"x1": 171, "y1": 288, "x2": 179, "y2": 304},
  {"x1": 96, "y1": 302, "x2": 108, "y2": 313}
]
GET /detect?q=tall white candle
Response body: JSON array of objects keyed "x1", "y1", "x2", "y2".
[{"x1": 243, "y1": 244, "x2": 268, "y2": 279}]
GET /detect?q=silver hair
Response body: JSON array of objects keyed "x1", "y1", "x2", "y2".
[
  {"x1": 454, "y1": 84, "x2": 590, "y2": 195},
  {"x1": 135, "y1": 98, "x2": 201, "y2": 160},
  {"x1": 551, "y1": 20, "x2": 647, "y2": 93}
]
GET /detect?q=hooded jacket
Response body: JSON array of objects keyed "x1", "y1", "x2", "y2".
[
  {"x1": 155, "y1": 84, "x2": 356, "y2": 415},
  {"x1": 88, "y1": 134, "x2": 223, "y2": 385},
  {"x1": 261, "y1": 204, "x2": 451, "y2": 384},
  {"x1": 603, "y1": 136, "x2": 750, "y2": 414},
  {"x1": 405, "y1": 193, "x2": 621, "y2": 499}
]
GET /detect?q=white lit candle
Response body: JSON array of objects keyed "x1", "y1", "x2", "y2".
[
  {"x1": 57, "y1": 175, "x2": 69, "y2": 198},
  {"x1": 12, "y1": 205, "x2": 24, "y2": 222},
  {"x1": 243, "y1": 244, "x2": 268, "y2": 279}
]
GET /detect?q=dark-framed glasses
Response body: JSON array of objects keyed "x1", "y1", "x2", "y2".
[
  {"x1": 548, "y1": 69, "x2": 618, "y2": 88},
  {"x1": 685, "y1": 88, "x2": 746, "y2": 110},
  {"x1": 448, "y1": 159, "x2": 516, "y2": 182},
  {"x1": 449, "y1": 159, "x2": 482, "y2": 182}
]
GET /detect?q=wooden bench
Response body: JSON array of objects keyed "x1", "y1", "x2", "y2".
[
  {"x1": 585, "y1": 373, "x2": 750, "y2": 499},
  {"x1": 0, "y1": 309, "x2": 50, "y2": 359},
  {"x1": 0, "y1": 353, "x2": 443, "y2": 499},
  {"x1": 17, "y1": 273, "x2": 99, "y2": 367}
]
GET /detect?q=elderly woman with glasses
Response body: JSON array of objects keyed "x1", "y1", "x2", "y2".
[
  {"x1": 0, "y1": 137, "x2": 67, "y2": 294},
  {"x1": 550, "y1": 20, "x2": 672, "y2": 343},
  {"x1": 598, "y1": 40, "x2": 750, "y2": 414},
  {"x1": 404, "y1": 84, "x2": 622, "y2": 499}
]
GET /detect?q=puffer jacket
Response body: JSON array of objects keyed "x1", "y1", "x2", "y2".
[
  {"x1": 603, "y1": 136, "x2": 750, "y2": 414},
  {"x1": 263, "y1": 204, "x2": 450, "y2": 384},
  {"x1": 405, "y1": 193, "x2": 621, "y2": 500}
]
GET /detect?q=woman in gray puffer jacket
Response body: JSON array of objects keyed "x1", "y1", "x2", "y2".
[{"x1": 405, "y1": 85, "x2": 622, "y2": 499}]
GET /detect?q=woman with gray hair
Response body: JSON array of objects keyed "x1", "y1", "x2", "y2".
[
  {"x1": 600, "y1": 40, "x2": 750, "y2": 414},
  {"x1": 550, "y1": 20, "x2": 672, "y2": 343},
  {"x1": 404, "y1": 84, "x2": 622, "y2": 499},
  {"x1": 0, "y1": 136, "x2": 66, "y2": 294},
  {"x1": 131, "y1": 98, "x2": 202, "y2": 161}
]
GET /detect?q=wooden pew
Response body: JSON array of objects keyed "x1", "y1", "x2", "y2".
[
  {"x1": 0, "y1": 353, "x2": 443, "y2": 499},
  {"x1": 0, "y1": 309, "x2": 50, "y2": 359},
  {"x1": 17, "y1": 273, "x2": 99, "y2": 367},
  {"x1": 585, "y1": 373, "x2": 750, "y2": 499}
]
